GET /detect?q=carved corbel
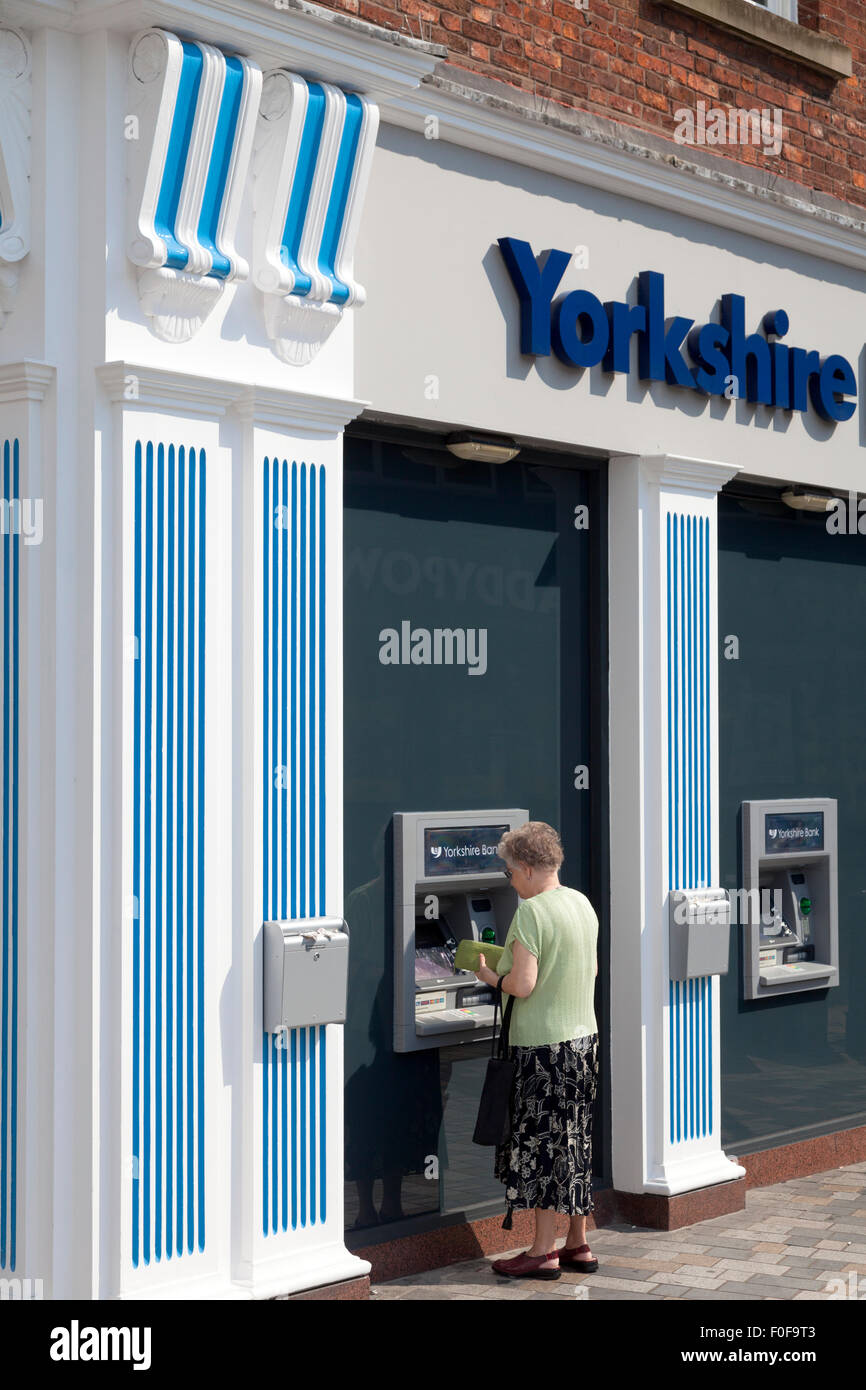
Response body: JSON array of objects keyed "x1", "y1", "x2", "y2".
[
  {"x1": 252, "y1": 71, "x2": 379, "y2": 366},
  {"x1": 127, "y1": 28, "x2": 262, "y2": 343}
]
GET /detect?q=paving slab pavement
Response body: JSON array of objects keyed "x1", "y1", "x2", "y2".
[{"x1": 370, "y1": 1161, "x2": 866, "y2": 1301}]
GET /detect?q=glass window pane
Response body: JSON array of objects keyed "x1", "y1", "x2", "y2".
[{"x1": 342, "y1": 435, "x2": 598, "y2": 1234}]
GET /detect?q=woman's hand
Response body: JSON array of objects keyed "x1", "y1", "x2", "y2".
[{"x1": 474, "y1": 953, "x2": 500, "y2": 988}]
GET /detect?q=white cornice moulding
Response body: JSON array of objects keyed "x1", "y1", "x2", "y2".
[
  {"x1": 16, "y1": 0, "x2": 441, "y2": 99},
  {"x1": 0, "y1": 26, "x2": 32, "y2": 332},
  {"x1": 621, "y1": 453, "x2": 740, "y2": 495},
  {"x1": 97, "y1": 361, "x2": 242, "y2": 418},
  {"x1": 97, "y1": 361, "x2": 366, "y2": 434},
  {"x1": 377, "y1": 84, "x2": 866, "y2": 277},
  {"x1": 233, "y1": 383, "x2": 367, "y2": 435},
  {"x1": 0, "y1": 360, "x2": 54, "y2": 404}
]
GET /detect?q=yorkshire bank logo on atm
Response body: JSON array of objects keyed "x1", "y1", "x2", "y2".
[
  {"x1": 497, "y1": 237, "x2": 860, "y2": 427},
  {"x1": 424, "y1": 825, "x2": 508, "y2": 878}
]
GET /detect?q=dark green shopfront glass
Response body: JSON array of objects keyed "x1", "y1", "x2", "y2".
[
  {"x1": 342, "y1": 433, "x2": 600, "y2": 1234},
  {"x1": 718, "y1": 493, "x2": 866, "y2": 1151}
]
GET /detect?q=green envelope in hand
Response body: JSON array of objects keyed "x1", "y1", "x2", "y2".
[{"x1": 454, "y1": 938, "x2": 504, "y2": 974}]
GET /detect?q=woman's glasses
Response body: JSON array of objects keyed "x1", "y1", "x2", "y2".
[{"x1": 503, "y1": 867, "x2": 513, "y2": 880}]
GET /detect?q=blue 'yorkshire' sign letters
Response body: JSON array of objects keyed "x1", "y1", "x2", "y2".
[{"x1": 498, "y1": 237, "x2": 857, "y2": 425}]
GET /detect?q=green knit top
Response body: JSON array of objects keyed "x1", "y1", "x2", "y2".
[{"x1": 496, "y1": 886, "x2": 598, "y2": 1046}]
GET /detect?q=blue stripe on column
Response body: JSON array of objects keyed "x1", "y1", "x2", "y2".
[
  {"x1": 9, "y1": 441, "x2": 17, "y2": 1271},
  {"x1": 155, "y1": 443, "x2": 164, "y2": 1260},
  {"x1": 319, "y1": 1022, "x2": 326, "y2": 1223},
  {"x1": 175, "y1": 447, "x2": 186, "y2": 1257},
  {"x1": 319, "y1": 464, "x2": 326, "y2": 914},
  {"x1": 667, "y1": 511, "x2": 712, "y2": 1144},
  {"x1": 309, "y1": 1026, "x2": 316, "y2": 1222},
  {"x1": 299, "y1": 1027, "x2": 307, "y2": 1228},
  {"x1": 283, "y1": 459, "x2": 290, "y2": 921},
  {"x1": 280, "y1": 86, "x2": 326, "y2": 298},
  {"x1": 132, "y1": 440, "x2": 206, "y2": 1266},
  {"x1": 142, "y1": 443, "x2": 153, "y2": 1261},
  {"x1": 299, "y1": 464, "x2": 307, "y2": 919},
  {"x1": 132, "y1": 444, "x2": 142, "y2": 1268},
  {"x1": 261, "y1": 446, "x2": 270, "y2": 1240},
  {"x1": 0, "y1": 438, "x2": 19, "y2": 1271},
  {"x1": 185, "y1": 449, "x2": 195, "y2": 1254},
  {"x1": 309, "y1": 469, "x2": 316, "y2": 921},
  {"x1": 197, "y1": 57, "x2": 244, "y2": 279},
  {"x1": 196, "y1": 450, "x2": 206, "y2": 1251},
  {"x1": 319, "y1": 96, "x2": 364, "y2": 305},
  {"x1": 166, "y1": 445, "x2": 175, "y2": 1259},
  {"x1": 290, "y1": 1026, "x2": 297, "y2": 1230},
  {"x1": 704, "y1": 519, "x2": 711, "y2": 899},
  {"x1": 154, "y1": 43, "x2": 203, "y2": 271},
  {"x1": 262, "y1": 458, "x2": 328, "y2": 1235}
]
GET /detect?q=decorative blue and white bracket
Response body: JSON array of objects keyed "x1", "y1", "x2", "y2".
[
  {"x1": 252, "y1": 72, "x2": 379, "y2": 365},
  {"x1": 126, "y1": 29, "x2": 262, "y2": 343},
  {"x1": 0, "y1": 28, "x2": 31, "y2": 330},
  {"x1": 608, "y1": 454, "x2": 746, "y2": 1199},
  {"x1": 126, "y1": 29, "x2": 380, "y2": 363}
]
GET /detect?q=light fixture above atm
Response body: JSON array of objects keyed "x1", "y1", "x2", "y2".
[
  {"x1": 780, "y1": 488, "x2": 835, "y2": 513},
  {"x1": 445, "y1": 432, "x2": 520, "y2": 464}
]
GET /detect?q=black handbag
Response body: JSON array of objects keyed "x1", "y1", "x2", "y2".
[{"x1": 472, "y1": 983, "x2": 516, "y2": 1147}]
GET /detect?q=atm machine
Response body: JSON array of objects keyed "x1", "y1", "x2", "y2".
[
  {"x1": 741, "y1": 797, "x2": 839, "y2": 1000},
  {"x1": 393, "y1": 809, "x2": 528, "y2": 1053}
]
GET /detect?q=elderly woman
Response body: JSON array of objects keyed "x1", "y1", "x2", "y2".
[{"x1": 474, "y1": 821, "x2": 599, "y2": 1280}]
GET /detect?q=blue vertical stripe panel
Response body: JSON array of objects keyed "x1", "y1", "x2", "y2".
[
  {"x1": 666, "y1": 510, "x2": 712, "y2": 1144},
  {"x1": 262, "y1": 458, "x2": 328, "y2": 1235},
  {"x1": 0, "y1": 439, "x2": 19, "y2": 1271},
  {"x1": 132, "y1": 441, "x2": 206, "y2": 1266}
]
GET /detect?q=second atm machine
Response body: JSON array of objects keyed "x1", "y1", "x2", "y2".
[
  {"x1": 741, "y1": 797, "x2": 839, "y2": 1000},
  {"x1": 393, "y1": 809, "x2": 527, "y2": 1052}
]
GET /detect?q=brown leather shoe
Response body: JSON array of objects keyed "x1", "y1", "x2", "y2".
[
  {"x1": 558, "y1": 1243, "x2": 599, "y2": 1272},
  {"x1": 491, "y1": 1250, "x2": 561, "y2": 1280}
]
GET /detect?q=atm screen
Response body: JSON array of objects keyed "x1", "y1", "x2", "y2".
[
  {"x1": 415, "y1": 947, "x2": 456, "y2": 982},
  {"x1": 764, "y1": 812, "x2": 824, "y2": 855},
  {"x1": 414, "y1": 920, "x2": 457, "y2": 983},
  {"x1": 423, "y1": 825, "x2": 508, "y2": 878}
]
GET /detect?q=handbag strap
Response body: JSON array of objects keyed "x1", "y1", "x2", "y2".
[
  {"x1": 490, "y1": 980, "x2": 515, "y2": 1059},
  {"x1": 499, "y1": 992, "x2": 515, "y2": 1058},
  {"x1": 489, "y1": 981, "x2": 502, "y2": 1057}
]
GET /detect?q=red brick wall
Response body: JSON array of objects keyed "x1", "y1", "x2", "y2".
[{"x1": 314, "y1": 0, "x2": 866, "y2": 209}]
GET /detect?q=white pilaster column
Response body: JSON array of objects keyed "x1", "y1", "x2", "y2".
[
  {"x1": 97, "y1": 363, "x2": 240, "y2": 1297},
  {"x1": 609, "y1": 453, "x2": 745, "y2": 1197},
  {"x1": 0, "y1": 364, "x2": 54, "y2": 1292},
  {"x1": 232, "y1": 386, "x2": 370, "y2": 1298}
]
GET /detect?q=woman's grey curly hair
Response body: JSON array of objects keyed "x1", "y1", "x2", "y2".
[{"x1": 497, "y1": 821, "x2": 564, "y2": 871}]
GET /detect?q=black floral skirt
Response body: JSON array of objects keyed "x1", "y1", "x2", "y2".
[{"x1": 494, "y1": 1035, "x2": 599, "y2": 1220}]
